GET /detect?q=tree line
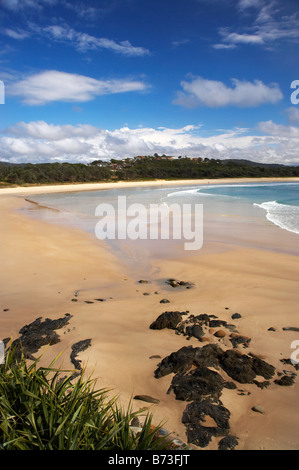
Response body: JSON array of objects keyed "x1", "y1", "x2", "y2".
[{"x1": 0, "y1": 157, "x2": 298, "y2": 186}]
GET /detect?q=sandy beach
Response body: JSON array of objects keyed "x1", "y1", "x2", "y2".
[{"x1": 1, "y1": 177, "x2": 299, "y2": 450}]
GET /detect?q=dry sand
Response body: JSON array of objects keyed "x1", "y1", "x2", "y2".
[{"x1": 1, "y1": 178, "x2": 299, "y2": 450}]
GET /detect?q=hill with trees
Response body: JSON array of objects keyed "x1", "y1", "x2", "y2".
[{"x1": 0, "y1": 155, "x2": 298, "y2": 186}]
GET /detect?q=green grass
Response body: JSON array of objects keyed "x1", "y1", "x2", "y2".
[{"x1": 0, "y1": 347, "x2": 170, "y2": 450}]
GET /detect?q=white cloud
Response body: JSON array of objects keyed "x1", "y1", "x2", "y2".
[
  {"x1": 2, "y1": 120, "x2": 299, "y2": 165},
  {"x1": 238, "y1": 0, "x2": 264, "y2": 10},
  {"x1": 4, "y1": 28, "x2": 31, "y2": 40},
  {"x1": 212, "y1": 43, "x2": 237, "y2": 50},
  {"x1": 1, "y1": 21, "x2": 149, "y2": 58},
  {"x1": 42, "y1": 25, "x2": 150, "y2": 56},
  {"x1": 258, "y1": 120, "x2": 299, "y2": 138},
  {"x1": 286, "y1": 107, "x2": 299, "y2": 125},
  {"x1": 220, "y1": 32, "x2": 264, "y2": 45},
  {"x1": 1, "y1": 0, "x2": 56, "y2": 10},
  {"x1": 173, "y1": 76, "x2": 283, "y2": 108},
  {"x1": 171, "y1": 39, "x2": 190, "y2": 47},
  {"x1": 216, "y1": 1, "x2": 299, "y2": 49},
  {"x1": 8, "y1": 70, "x2": 149, "y2": 105},
  {"x1": 4, "y1": 121, "x2": 99, "y2": 140}
]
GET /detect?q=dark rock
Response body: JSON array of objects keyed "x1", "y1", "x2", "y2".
[
  {"x1": 219, "y1": 350, "x2": 257, "y2": 384},
  {"x1": 274, "y1": 375, "x2": 295, "y2": 386},
  {"x1": 160, "y1": 299, "x2": 170, "y2": 304},
  {"x1": 196, "y1": 314, "x2": 212, "y2": 324},
  {"x1": 154, "y1": 344, "x2": 224, "y2": 379},
  {"x1": 193, "y1": 344, "x2": 223, "y2": 369},
  {"x1": 70, "y1": 339, "x2": 92, "y2": 371},
  {"x1": 186, "y1": 324, "x2": 205, "y2": 340},
  {"x1": 223, "y1": 381, "x2": 237, "y2": 390},
  {"x1": 268, "y1": 327, "x2": 276, "y2": 331},
  {"x1": 219, "y1": 350, "x2": 275, "y2": 384},
  {"x1": 179, "y1": 281, "x2": 191, "y2": 286},
  {"x1": 253, "y1": 380, "x2": 271, "y2": 389},
  {"x1": 94, "y1": 298, "x2": 106, "y2": 302},
  {"x1": 209, "y1": 319, "x2": 228, "y2": 328},
  {"x1": 231, "y1": 313, "x2": 241, "y2": 320},
  {"x1": 182, "y1": 399, "x2": 230, "y2": 448},
  {"x1": 150, "y1": 311, "x2": 183, "y2": 330},
  {"x1": 138, "y1": 280, "x2": 149, "y2": 284},
  {"x1": 280, "y1": 358, "x2": 299, "y2": 371},
  {"x1": 250, "y1": 354, "x2": 276, "y2": 380},
  {"x1": 218, "y1": 435, "x2": 239, "y2": 450},
  {"x1": 9, "y1": 314, "x2": 72, "y2": 361},
  {"x1": 84, "y1": 301, "x2": 94, "y2": 304},
  {"x1": 154, "y1": 346, "x2": 197, "y2": 378},
  {"x1": 170, "y1": 367, "x2": 226, "y2": 402},
  {"x1": 166, "y1": 279, "x2": 193, "y2": 289},
  {"x1": 282, "y1": 327, "x2": 299, "y2": 332},
  {"x1": 133, "y1": 395, "x2": 160, "y2": 404},
  {"x1": 229, "y1": 334, "x2": 251, "y2": 348}
]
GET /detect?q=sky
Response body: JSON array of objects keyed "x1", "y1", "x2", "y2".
[{"x1": 0, "y1": 0, "x2": 299, "y2": 164}]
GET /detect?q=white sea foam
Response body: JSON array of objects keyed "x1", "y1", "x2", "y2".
[
  {"x1": 254, "y1": 201, "x2": 299, "y2": 234},
  {"x1": 167, "y1": 188, "x2": 203, "y2": 198},
  {"x1": 166, "y1": 187, "x2": 238, "y2": 199}
]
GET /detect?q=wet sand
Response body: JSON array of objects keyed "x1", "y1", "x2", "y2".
[{"x1": 1, "y1": 178, "x2": 299, "y2": 450}]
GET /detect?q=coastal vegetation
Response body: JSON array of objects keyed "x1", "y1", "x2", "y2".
[
  {"x1": 0, "y1": 347, "x2": 169, "y2": 450},
  {"x1": 0, "y1": 156, "x2": 298, "y2": 186}
]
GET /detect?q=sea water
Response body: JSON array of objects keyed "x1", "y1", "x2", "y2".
[
  {"x1": 194, "y1": 182, "x2": 299, "y2": 235},
  {"x1": 26, "y1": 181, "x2": 299, "y2": 262}
]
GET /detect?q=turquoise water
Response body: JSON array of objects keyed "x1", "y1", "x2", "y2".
[
  {"x1": 167, "y1": 182, "x2": 299, "y2": 235},
  {"x1": 26, "y1": 181, "x2": 299, "y2": 263},
  {"x1": 29, "y1": 181, "x2": 299, "y2": 236}
]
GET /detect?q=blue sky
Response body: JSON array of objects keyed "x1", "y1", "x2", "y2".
[{"x1": 0, "y1": 0, "x2": 299, "y2": 164}]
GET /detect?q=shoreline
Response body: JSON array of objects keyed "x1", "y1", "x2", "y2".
[
  {"x1": 1, "y1": 176, "x2": 299, "y2": 197},
  {"x1": 1, "y1": 180, "x2": 299, "y2": 449}
]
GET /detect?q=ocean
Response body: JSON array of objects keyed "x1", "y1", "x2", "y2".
[
  {"x1": 167, "y1": 182, "x2": 299, "y2": 235},
  {"x1": 26, "y1": 181, "x2": 299, "y2": 263}
]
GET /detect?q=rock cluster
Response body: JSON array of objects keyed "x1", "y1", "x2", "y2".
[
  {"x1": 3, "y1": 314, "x2": 92, "y2": 383},
  {"x1": 165, "y1": 279, "x2": 194, "y2": 289},
  {"x1": 150, "y1": 310, "x2": 298, "y2": 449},
  {"x1": 150, "y1": 311, "x2": 251, "y2": 350},
  {"x1": 3, "y1": 313, "x2": 72, "y2": 361}
]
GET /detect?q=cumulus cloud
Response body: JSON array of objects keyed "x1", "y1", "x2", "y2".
[
  {"x1": 2, "y1": 120, "x2": 299, "y2": 165},
  {"x1": 4, "y1": 121, "x2": 99, "y2": 140},
  {"x1": 8, "y1": 70, "x2": 149, "y2": 105},
  {"x1": 286, "y1": 107, "x2": 299, "y2": 125},
  {"x1": 173, "y1": 76, "x2": 283, "y2": 108},
  {"x1": 258, "y1": 120, "x2": 299, "y2": 138}
]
